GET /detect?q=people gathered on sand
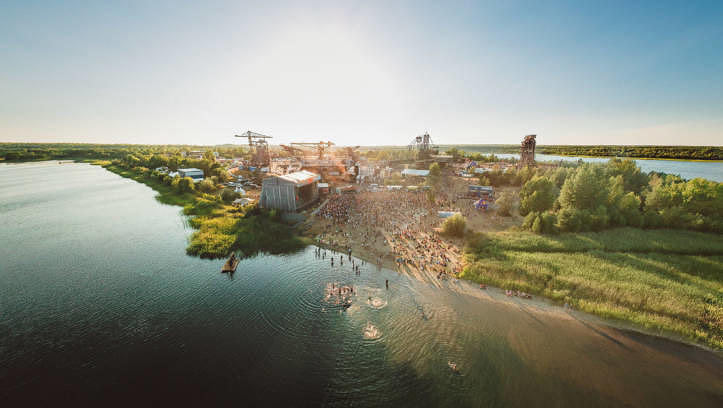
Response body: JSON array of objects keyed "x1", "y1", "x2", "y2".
[{"x1": 316, "y1": 191, "x2": 463, "y2": 280}]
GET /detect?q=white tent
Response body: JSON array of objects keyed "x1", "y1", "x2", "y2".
[{"x1": 401, "y1": 169, "x2": 430, "y2": 177}]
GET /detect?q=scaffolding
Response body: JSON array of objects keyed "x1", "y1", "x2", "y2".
[{"x1": 520, "y1": 135, "x2": 536, "y2": 167}]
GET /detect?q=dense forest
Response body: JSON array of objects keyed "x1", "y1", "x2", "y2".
[
  {"x1": 537, "y1": 145, "x2": 722, "y2": 160},
  {"x1": 0, "y1": 143, "x2": 249, "y2": 162},
  {"x1": 363, "y1": 144, "x2": 722, "y2": 160},
  {"x1": 479, "y1": 159, "x2": 722, "y2": 234}
]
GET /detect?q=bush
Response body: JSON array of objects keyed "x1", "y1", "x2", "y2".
[
  {"x1": 519, "y1": 176, "x2": 558, "y2": 215},
  {"x1": 495, "y1": 191, "x2": 515, "y2": 216},
  {"x1": 184, "y1": 195, "x2": 223, "y2": 216},
  {"x1": 522, "y1": 212, "x2": 538, "y2": 230},
  {"x1": 197, "y1": 179, "x2": 216, "y2": 193},
  {"x1": 540, "y1": 213, "x2": 558, "y2": 234},
  {"x1": 531, "y1": 215, "x2": 542, "y2": 233},
  {"x1": 618, "y1": 192, "x2": 643, "y2": 227},
  {"x1": 177, "y1": 176, "x2": 195, "y2": 193},
  {"x1": 221, "y1": 188, "x2": 239, "y2": 203},
  {"x1": 557, "y1": 208, "x2": 592, "y2": 232},
  {"x1": 442, "y1": 213, "x2": 466, "y2": 237},
  {"x1": 523, "y1": 211, "x2": 558, "y2": 234},
  {"x1": 589, "y1": 206, "x2": 610, "y2": 231}
]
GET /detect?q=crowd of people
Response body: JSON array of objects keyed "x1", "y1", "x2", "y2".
[{"x1": 315, "y1": 190, "x2": 464, "y2": 280}]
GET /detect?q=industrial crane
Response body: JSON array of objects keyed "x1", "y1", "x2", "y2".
[
  {"x1": 234, "y1": 130, "x2": 272, "y2": 166},
  {"x1": 290, "y1": 141, "x2": 335, "y2": 159}
]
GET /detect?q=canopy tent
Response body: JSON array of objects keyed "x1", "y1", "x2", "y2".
[{"x1": 401, "y1": 169, "x2": 430, "y2": 177}]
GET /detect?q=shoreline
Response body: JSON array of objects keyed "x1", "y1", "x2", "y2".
[
  {"x1": 93, "y1": 161, "x2": 307, "y2": 259},
  {"x1": 304, "y1": 223, "x2": 723, "y2": 355},
  {"x1": 309, "y1": 229, "x2": 723, "y2": 355},
  {"x1": 301, "y1": 193, "x2": 722, "y2": 351}
]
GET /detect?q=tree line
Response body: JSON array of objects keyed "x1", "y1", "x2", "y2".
[
  {"x1": 0, "y1": 143, "x2": 249, "y2": 162},
  {"x1": 489, "y1": 159, "x2": 722, "y2": 234},
  {"x1": 537, "y1": 145, "x2": 722, "y2": 161}
]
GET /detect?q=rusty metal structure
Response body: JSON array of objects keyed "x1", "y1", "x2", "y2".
[
  {"x1": 520, "y1": 134, "x2": 536, "y2": 167},
  {"x1": 273, "y1": 141, "x2": 359, "y2": 182},
  {"x1": 235, "y1": 130, "x2": 272, "y2": 167},
  {"x1": 290, "y1": 141, "x2": 335, "y2": 159},
  {"x1": 408, "y1": 132, "x2": 438, "y2": 160}
]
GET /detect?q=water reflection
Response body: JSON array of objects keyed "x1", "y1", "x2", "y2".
[{"x1": 0, "y1": 162, "x2": 721, "y2": 407}]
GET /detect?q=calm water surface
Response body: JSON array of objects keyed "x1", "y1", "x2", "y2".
[{"x1": 1, "y1": 162, "x2": 721, "y2": 407}]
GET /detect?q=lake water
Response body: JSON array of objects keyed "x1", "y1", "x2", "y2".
[
  {"x1": 1, "y1": 162, "x2": 721, "y2": 407},
  {"x1": 449, "y1": 147, "x2": 723, "y2": 182}
]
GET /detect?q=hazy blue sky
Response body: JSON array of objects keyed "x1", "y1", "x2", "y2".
[{"x1": 1, "y1": 0, "x2": 722, "y2": 146}]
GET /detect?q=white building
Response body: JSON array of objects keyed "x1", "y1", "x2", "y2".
[{"x1": 178, "y1": 168, "x2": 204, "y2": 182}]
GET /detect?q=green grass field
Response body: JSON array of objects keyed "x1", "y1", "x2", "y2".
[{"x1": 462, "y1": 228, "x2": 723, "y2": 349}]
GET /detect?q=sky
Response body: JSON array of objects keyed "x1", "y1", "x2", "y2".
[{"x1": 1, "y1": 0, "x2": 722, "y2": 146}]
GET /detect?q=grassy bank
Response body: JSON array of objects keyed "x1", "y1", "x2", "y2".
[
  {"x1": 95, "y1": 161, "x2": 308, "y2": 259},
  {"x1": 462, "y1": 228, "x2": 723, "y2": 349}
]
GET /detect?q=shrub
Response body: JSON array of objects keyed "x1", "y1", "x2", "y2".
[
  {"x1": 479, "y1": 175, "x2": 492, "y2": 185},
  {"x1": 589, "y1": 206, "x2": 610, "y2": 231},
  {"x1": 176, "y1": 176, "x2": 195, "y2": 193},
  {"x1": 495, "y1": 191, "x2": 515, "y2": 216},
  {"x1": 442, "y1": 213, "x2": 466, "y2": 237},
  {"x1": 531, "y1": 215, "x2": 542, "y2": 233},
  {"x1": 522, "y1": 212, "x2": 538, "y2": 230},
  {"x1": 197, "y1": 179, "x2": 215, "y2": 193},
  {"x1": 540, "y1": 212, "x2": 558, "y2": 234},
  {"x1": 618, "y1": 192, "x2": 643, "y2": 227},
  {"x1": 269, "y1": 208, "x2": 279, "y2": 220},
  {"x1": 557, "y1": 208, "x2": 591, "y2": 232},
  {"x1": 184, "y1": 195, "x2": 223, "y2": 216},
  {"x1": 523, "y1": 211, "x2": 558, "y2": 234},
  {"x1": 519, "y1": 176, "x2": 558, "y2": 215},
  {"x1": 221, "y1": 188, "x2": 239, "y2": 203}
]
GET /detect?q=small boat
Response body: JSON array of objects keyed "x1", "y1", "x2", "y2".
[{"x1": 221, "y1": 253, "x2": 240, "y2": 273}]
